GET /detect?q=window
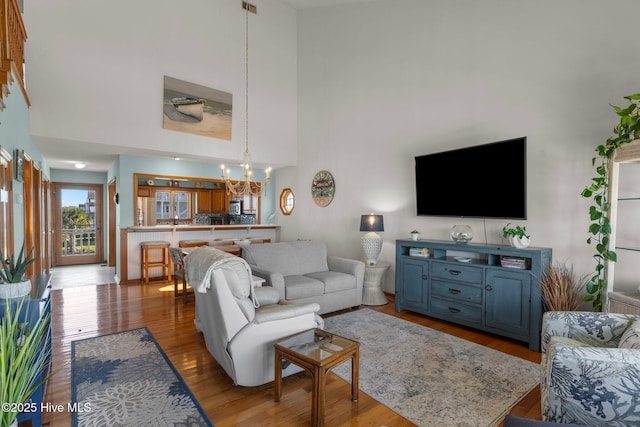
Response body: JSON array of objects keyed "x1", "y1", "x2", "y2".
[
  {"x1": 279, "y1": 188, "x2": 295, "y2": 215},
  {"x1": 156, "y1": 190, "x2": 191, "y2": 220}
]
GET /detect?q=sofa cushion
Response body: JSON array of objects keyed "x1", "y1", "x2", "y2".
[
  {"x1": 284, "y1": 275, "x2": 325, "y2": 300},
  {"x1": 619, "y1": 320, "x2": 640, "y2": 349},
  {"x1": 242, "y1": 241, "x2": 329, "y2": 276},
  {"x1": 254, "y1": 287, "x2": 280, "y2": 306},
  {"x1": 305, "y1": 271, "x2": 356, "y2": 294},
  {"x1": 288, "y1": 241, "x2": 329, "y2": 274},
  {"x1": 242, "y1": 242, "x2": 299, "y2": 276}
]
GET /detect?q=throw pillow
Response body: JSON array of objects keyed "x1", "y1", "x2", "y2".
[{"x1": 619, "y1": 319, "x2": 640, "y2": 349}]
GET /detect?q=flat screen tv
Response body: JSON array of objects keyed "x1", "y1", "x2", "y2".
[{"x1": 415, "y1": 137, "x2": 527, "y2": 219}]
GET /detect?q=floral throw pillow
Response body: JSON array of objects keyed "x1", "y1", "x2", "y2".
[{"x1": 619, "y1": 319, "x2": 640, "y2": 349}]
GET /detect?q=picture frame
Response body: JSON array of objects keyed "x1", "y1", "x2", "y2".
[
  {"x1": 13, "y1": 149, "x2": 24, "y2": 182},
  {"x1": 162, "y1": 76, "x2": 233, "y2": 140}
]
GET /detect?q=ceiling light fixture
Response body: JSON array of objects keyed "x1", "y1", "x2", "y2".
[
  {"x1": 74, "y1": 162, "x2": 86, "y2": 169},
  {"x1": 220, "y1": 1, "x2": 271, "y2": 197}
]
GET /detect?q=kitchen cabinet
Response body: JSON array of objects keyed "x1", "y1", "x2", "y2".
[
  {"x1": 138, "y1": 186, "x2": 152, "y2": 197},
  {"x1": 212, "y1": 188, "x2": 228, "y2": 213},
  {"x1": 197, "y1": 189, "x2": 212, "y2": 213},
  {"x1": 395, "y1": 239, "x2": 551, "y2": 351}
]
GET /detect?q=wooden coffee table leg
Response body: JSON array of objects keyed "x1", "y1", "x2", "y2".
[
  {"x1": 311, "y1": 365, "x2": 327, "y2": 427},
  {"x1": 274, "y1": 351, "x2": 283, "y2": 402},
  {"x1": 352, "y1": 349, "x2": 359, "y2": 402}
]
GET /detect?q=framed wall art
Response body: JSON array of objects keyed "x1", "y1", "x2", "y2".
[{"x1": 162, "y1": 76, "x2": 233, "y2": 140}]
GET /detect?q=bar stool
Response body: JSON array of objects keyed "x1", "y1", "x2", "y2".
[
  {"x1": 169, "y1": 247, "x2": 190, "y2": 303},
  {"x1": 178, "y1": 240, "x2": 208, "y2": 248},
  {"x1": 140, "y1": 241, "x2": 171, "y2": 284}
]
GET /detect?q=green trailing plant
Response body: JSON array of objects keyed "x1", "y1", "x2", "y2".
[
  {"x1": 0, "y1": 297, "x2": 51, "y2": 427},
  {"x1": 502, "y1": 223, "x2": 529, "y2": 239},
  {"x1": 581, "y1": 93, "x2": 640, "y2": 311},
  {"x1": 0, "y1": 244, "x2": 35, "y2": 284}
]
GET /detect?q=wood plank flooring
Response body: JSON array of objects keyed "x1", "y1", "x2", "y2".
[{"x1": 42, "y1": 274, "x2": 542, "y2": 426}]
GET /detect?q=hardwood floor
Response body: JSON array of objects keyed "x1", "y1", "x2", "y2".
[{"x1": 42, "y1": 277, "x2": 542, "y2": 426}]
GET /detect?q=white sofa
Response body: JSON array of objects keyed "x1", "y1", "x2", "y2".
[
  {"x1": 241, "y1": 240, "x2": 365, "y2": 315},
  {"x1": 185, "y1": 246, "x2": 323, "y2": 387}
]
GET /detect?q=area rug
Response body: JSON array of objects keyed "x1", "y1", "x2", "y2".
[
  {"x1": 323, "y1": 309, "x2": 539, "y2": 427},
  {"x1": 71, "y1": 327, "x2": 214, "y2": 427}
]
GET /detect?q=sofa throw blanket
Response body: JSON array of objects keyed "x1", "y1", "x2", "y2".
[{"x1": 185, "y1": 247, "x2": 254, "y2": 302}]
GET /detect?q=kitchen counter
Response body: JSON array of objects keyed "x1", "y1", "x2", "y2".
[
  {"x1": 127, "y1": 224, "x2": 279, "y2": 231},
  {"x1": 120, "y1": 224, "x2": 280, "y2": 284}
]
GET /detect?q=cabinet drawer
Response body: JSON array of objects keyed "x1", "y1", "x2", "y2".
[
  {"x1": 431, "y1": 279, "x2": 482, "y2": 304},
  {"x1": 431, "y1": 262, "x2": 482, "y2": 284},
  {"x1": 430, "y1": 297, "x2": 482, "y2": 323}
]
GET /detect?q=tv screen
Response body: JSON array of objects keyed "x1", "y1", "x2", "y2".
[{"x1": 415, "y1": 137, "x2": 527, "y2": 219}]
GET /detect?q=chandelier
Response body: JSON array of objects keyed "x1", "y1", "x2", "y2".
[{"x1": 220, "y1": 1, "x2": 270, "y2": 197}]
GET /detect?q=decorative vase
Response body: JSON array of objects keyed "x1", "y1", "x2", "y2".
[
  {"x1": 508, "y1": 236, "x2": 530, "y2": 248},
  {"x1": 0, "y1": 279, "x2": 32, "y2": 299},
  {"x1": 411, "y1": 233, "x2": 419, "y2": 241},
  {"x1": 450, "y1": 225, "x2": 473, "y2": 243}
]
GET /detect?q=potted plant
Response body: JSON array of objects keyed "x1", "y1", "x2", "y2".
[
  {"x1": 410, "y1": 230, "x2": 420, "y2": 241},
  {"x1": 0, "y1": 297, "x2": 51, "y2": 427},
  {"x1": 539, "y1": 262, "x2": 589, "y2": 311},
  {"x1": 0, "y1": 244, "x2": 35, "y2": 300},
  {"x1": 502, "y1": 224, "x2": 530, "y2": 248}
]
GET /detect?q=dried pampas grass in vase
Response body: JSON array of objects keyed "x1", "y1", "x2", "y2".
[{"x1": 540, "y1": 262, "x2": 589, "y2": 311}]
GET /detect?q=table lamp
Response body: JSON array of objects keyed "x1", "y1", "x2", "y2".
[{"x1": 360, "y1": 214, "x2": 384, "y2": 266}]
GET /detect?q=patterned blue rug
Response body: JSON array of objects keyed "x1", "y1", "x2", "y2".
[
  {"x1": 324, "y1": 309, "x2": 539, "y2": 427},
  {"x1": 71, "y1": 327, "x2": 214, "y2": 427}
]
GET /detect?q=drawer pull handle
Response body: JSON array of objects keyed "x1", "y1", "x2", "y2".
[
  {"x1": 448, "y1": 269, "x2": 462, "y2": 276},
  {"x1": 485, "y1": 285, "x2": 493, "y2": 291},
  {"x1": 448, "y1": 288, "x2": 461, "y2": 294},
  {"x1": 448, "y1": 307, "x2": 461, "y2": 314},
  {"x1": 422, "y1": 274, "x2": 428, "y2": 280}
]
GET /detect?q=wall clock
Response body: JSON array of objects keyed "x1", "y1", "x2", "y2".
[{"x1": 311, "y1": 170, "x2": 335, "y2": 207}]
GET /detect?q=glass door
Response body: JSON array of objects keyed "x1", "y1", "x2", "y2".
[{"x1": 53, "y1": 183, "x2": 103, "y2": 266}]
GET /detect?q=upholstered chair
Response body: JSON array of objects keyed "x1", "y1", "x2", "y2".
[
  {"x1": 185, "y1": 246, "x2": 323, "y2": 387},
  {"x1": 541, "y1": 311, "x2": 640, "y2": 426}
]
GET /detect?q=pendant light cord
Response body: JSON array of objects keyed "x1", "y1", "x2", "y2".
[{"x1": 245, "y1": 4, "x2": 250, "y2": 157}]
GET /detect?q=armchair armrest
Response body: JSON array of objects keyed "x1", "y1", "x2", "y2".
[
  {"x1": 543, "y1": 336, "x2": 640, "y2": 424},
  {"x1": 327, "y1": 256, "x2": 365, "y2": 288},
  {"x1": 248, "y1": 265, "x2": 285, "y2": 299},
  {"x1": 253, "y1": 302, "x2": 321, "y2": 324},
  {"x1": 541, "y1": 311, "x2": 636, "y2": 353}
]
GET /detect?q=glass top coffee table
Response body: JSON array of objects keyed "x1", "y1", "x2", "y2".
[{"x1": 274, "y1": 328, "x2": 359, "y2": 427}]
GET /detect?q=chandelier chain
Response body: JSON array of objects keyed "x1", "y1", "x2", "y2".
[{"x1": 220, "y1": 2, "x2": 270, "y2": 198}]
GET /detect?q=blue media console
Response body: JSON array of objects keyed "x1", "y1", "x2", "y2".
[{"x1": 395, "y1": 240, "x2": 551, "y2": 351}]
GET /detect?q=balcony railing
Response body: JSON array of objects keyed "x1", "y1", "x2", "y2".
[
  {"x1": 61, "y1": 228, "x2": 97, "y2": 256},
  {"x1": 1, "y1": 0, "x2": 28, "y2": 110}
]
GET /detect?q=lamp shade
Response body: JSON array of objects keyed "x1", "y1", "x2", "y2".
[{"x1": 359, "y1": 215, "x2": 384, "y2": 232}]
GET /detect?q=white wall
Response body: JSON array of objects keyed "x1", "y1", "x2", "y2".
[
  {"x1": 20, "y1": 0, "x2": 640, "y2": 297},
  {"x1": 289, "y1": 0, "x2": 640, "y2": 294},
  {"x1": 24, "y1": 0, "x2": 298, "y2": 168}
]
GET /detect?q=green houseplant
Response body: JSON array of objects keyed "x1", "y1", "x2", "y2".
[
  {"x1": 0, "y1": 245, "x2": 35, "y2": 299},
  {"x1": 502, "y1": 223, "x2": 530, "y2": 248},
  {"x1": 410, "y1": 230, "x2": 420, "y2": 241},
  {"x1": 581, "y1": 93, "x2": 640, "y2": 311},
  {"x1": 0, "y1": 297, "x2": 51, "y2": 427}
]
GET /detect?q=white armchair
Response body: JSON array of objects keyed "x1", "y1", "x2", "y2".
[
  {"x1": 541, "y1": 311, "x2": 640, "y2": 426},
  {"x1": 186, "y1": 246, "x2": 323, "y2": 387}
]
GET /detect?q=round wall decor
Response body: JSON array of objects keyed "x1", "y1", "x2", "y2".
[{"x1": 311, "y1": 170, "x2": 335, "y2": 207}]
